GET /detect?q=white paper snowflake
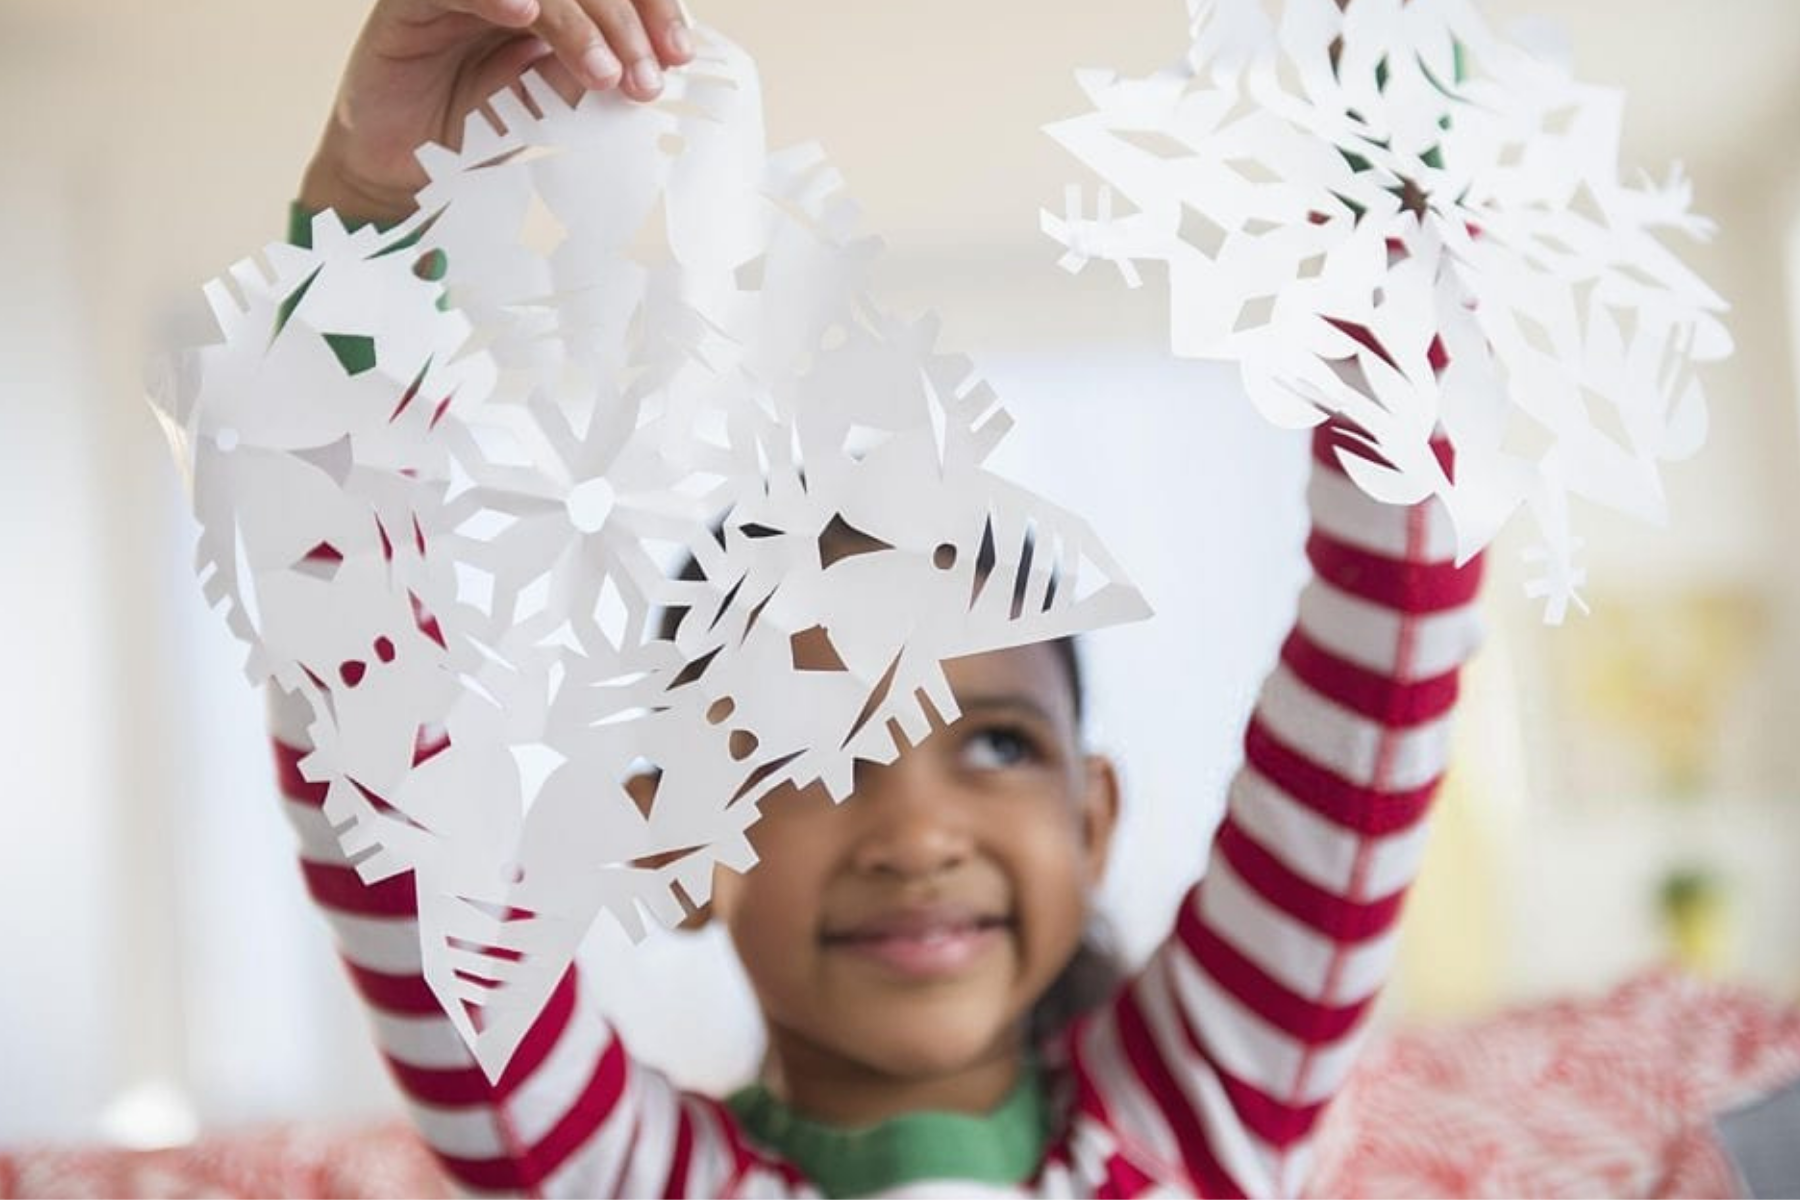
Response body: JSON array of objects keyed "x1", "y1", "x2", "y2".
[
  {"x1": 1043, "y1": 0, "x2": 1730, "y2": 622},
  {"x1": 151, "y1": 30, "x2": 1149, "y2": 1077}
]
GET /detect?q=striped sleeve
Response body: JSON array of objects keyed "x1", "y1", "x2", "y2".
[
  {"x1": 267, "y1": 689, "x2": 782, "y2": 1198},
  {"x1": 1073, "y1": 424, "x2": 1485, "y2": 1198}
]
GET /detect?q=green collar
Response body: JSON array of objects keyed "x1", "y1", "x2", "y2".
[{"x1": 726, "y1": 1065, "x2": 1050, "y2": 1198}]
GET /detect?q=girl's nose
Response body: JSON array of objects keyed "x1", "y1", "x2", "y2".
[
  {"x1": 847, "y1": 765, "x2": 973, "y2": 879},
  {"x1": 850, "y1": 814, "x2": 973, "y2": 878}
]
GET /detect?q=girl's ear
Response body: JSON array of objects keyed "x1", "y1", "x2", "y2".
[{"x1": 1078, "y1": 754, "x2": 1122, "y2": 889}]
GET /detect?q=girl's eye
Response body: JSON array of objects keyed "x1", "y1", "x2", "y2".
[{"x1": 961, "y1": 726, "x2": 1038, "y2": 771}]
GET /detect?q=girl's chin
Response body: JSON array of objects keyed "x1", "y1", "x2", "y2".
[{"x1": 837, "y1": 1002, "x2": 1024, "y2": 1079}]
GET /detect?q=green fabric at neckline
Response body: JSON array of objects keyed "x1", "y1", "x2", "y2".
[{"x1": 726, "y1": 1064, "x2": 1051, "y2": 1198}]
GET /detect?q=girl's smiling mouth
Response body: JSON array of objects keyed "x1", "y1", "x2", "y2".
[{"x1": 820, "y1": 904, "x2": 1015, "y2": 980}]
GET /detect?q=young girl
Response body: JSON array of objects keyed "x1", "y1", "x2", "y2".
[{"x1": 279, "y1": 1, "x2": 1486, "y2": 1194}]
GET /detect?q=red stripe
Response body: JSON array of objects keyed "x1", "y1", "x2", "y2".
[
  {"x1": 432, "y1": 1033, "x2": 630, "y2": 1193},
  {"x1": 519, "y1": 1030, "x2": 631, "y2": 1184},
  {"x1": 344, "y1": 960, "x2": 442, "y2": 1017},
  {"x1": 1279, "y1": 628, "x2": 1460, "y2": 727},
  {"x1": 429, "y1": 1149, "x2": 531, "y2": 1193},
  {"x1": 302, "y1": 861, "x2": 419, "y2": 918},
  {"x1": 1068, "y1": 1017, "x2": 1163, "y2": 1197},
  {"x1": 1111, "y1": 985, "x2": 1245, "y2": 1198},
  {"x1": 385, "y1": 1059, "x2": 493, "y2": 1110},
  {"x1": 1216, "y1": 817, "x2": 1404, "y2": 943},
  {"x1": 1144, "y1": 978, "x2": 1332, "y2": 1165},
  {"x1": 1307, "y1": 531, "x2": 1480, "y2": 613},
  {"x1": 1216, "y1": 1063, "x2": 1327, "y2": 1152},
  {"x1": 1099, "y1": 1151, "x2": 1157, "y2": 1199},
  {"x1": 1312, "y1": 421, "x2": 1457, "y2": 479},
  {"x1": 696, "y1": 1095, "x2": 774, "y2": 1193},
  {"x1": 660, "y1": 1101, "x2": 695, "y2": 1198},
  {"x1": 1066, "y1": 1014, "x2": 1119, "y2": 1132},
  {"x1": 1245, "y1": 718, "x2": 1437, "y2": 837},
  {"x1": 384, "y1": 969, "x2": 578, "y2": 1107},
  {"x1": 494, "y1": 970, "x2": 580, "y2": 1097},
  {"x1": 1158, "y1": 987, "x2": 1327, "y2": 1152},
  {"x1": 272, "y1": 739, "x2": 326, "y2": 806},
  {"x1": 1176, "y1": 892, "x2": 1373, "y2": 1046}
]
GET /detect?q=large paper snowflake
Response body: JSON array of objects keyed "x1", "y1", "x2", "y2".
[
  {"x1": 1043, "y1": 0, "x2": 1730, "y2": 621},
  {"x1": 150, "y1": 31, "x2": 1149, "y2": 1077}
]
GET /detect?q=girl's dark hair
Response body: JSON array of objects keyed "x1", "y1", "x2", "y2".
[{"x1": 1032, "y1": 922, "x2": 1125, "y2": 1044}]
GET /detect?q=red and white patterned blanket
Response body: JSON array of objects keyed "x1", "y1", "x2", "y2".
[{"x1": 6, "y1": 970, "x2": 1797, "y2": 1199}]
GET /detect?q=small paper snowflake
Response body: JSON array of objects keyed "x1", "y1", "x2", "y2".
[{"x1": 1043, "y1": 0, "x2": 1730, "y2": 621}]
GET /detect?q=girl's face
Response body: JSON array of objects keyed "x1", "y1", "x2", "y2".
[{"x1": 708, "y1": 641, "x2": 1119, "y2": 1104}]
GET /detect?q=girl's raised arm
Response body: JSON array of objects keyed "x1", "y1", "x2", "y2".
[
  {"x1": 266, "y1": 6, "x2": 794, "y2": 1194},
  {"x1": 269, "y1": 687, "x2": 789, "y2": 1196},
  {"x1": 1067, "y1": 422, "x2": 1485, "y2": 1197}
]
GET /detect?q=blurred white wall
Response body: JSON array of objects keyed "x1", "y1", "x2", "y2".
[{"x1": 2, "y1": 0, "x2": 1798, "y2": 1147}]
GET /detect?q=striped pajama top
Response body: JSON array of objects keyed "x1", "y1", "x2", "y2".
[{"x1": 270, "y1": 423, "x2": 1485, "y2": 1197}]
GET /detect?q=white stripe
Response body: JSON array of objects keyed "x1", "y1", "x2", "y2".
[
  {"x1": 1160, "y1": 940, "x2": 1300, "y2": 1094},
  {"x1": 615, "y1": 1066, "x2": 683, "y2": 1199},
  {"x1": 1275, "y1": 1139, "x2": 1324, "y2": 1200},
  {"x1": 1034, "y1": 1150, "x2": 1081, "y2": 1200},
  {"x1": 284, "y1": 797, "x2": 351, "y2": 863},
  {"x1": 1227, "y1": 768, "x2": 1432, "y2": 899},
  {"x1": 732, "y1": 1164, "x2": 818, "y2": 1198},
  {"x1": 492, "y1": 998, "x2": 617, "y2": 1146},
  {"x1": 1077, "y1": 1004, "x2": 1187, "y2": 1184},
  {"x1": 370, "y1": 1009, "x2": 477, "y2": 1071},
  {"x1": 675, "y1": 1096, "x2": 732, "y2": 1198},
  {"x1": 1198, "y1": 856, "x2": 1404, "y2": 1006},
  {"x1": 405, "y1": 1094, "x2": 508, "y2": 1160},
  {"x1": 1257, "y1": 666, "x2": 1454, "y2": 791},
  {"x1": 1361, "y1": 810, "x2": 1435, "y2": 898},
  {"x1": 1296, "y1": 580, "x2": 1484, "y2": 680},
  {"x1": 1134, "y1": 958, "x2": 1273, "y2": 1198},
  {"x1": 1164, "y1": 945, "x2": 1370, "y2": 1107},
  {"x1": 1308, "y1": 467, "x2": 1459, "y2": 561},
  {"x1": 324, "y1": 910, "x2": 425, "y2": 973},
  {"x1": 543, "y1": 1079, "x2": 649, "y2": 1198}
]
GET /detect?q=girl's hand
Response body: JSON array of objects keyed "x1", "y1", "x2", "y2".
[{"x1": 300, "y1": 0, "x2": 693, "y2": 225}]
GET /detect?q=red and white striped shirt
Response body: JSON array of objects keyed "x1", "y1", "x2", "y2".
[{"x1": 269, "y1": 424, "x2": 1484, "y2": 1197}]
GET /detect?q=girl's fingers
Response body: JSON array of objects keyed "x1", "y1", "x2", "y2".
[
  {"x1": 527, "y1": 52, "x2": 588, "y2": 109},
  {"x1": 483, "y1": 0, "x2": 542, "y2": 27},
  {"x1": 434, "y1": 0, "x2": 542, "y2": 28},
  {"x1": 586, "y1": 0, "x2": 664, "y2": 99},
  {"x1": 531, "y1": 0, "x2": 623, "y2": 91},
  {"x1": 479, "y1": 33, "x2": 561, "y2": 108},
  {"x1": 431, "y1": 0, "x2": 678, "y2": 102},
  {"x1": 632, "y1": 0, "x2": 693, "y2": 66}
]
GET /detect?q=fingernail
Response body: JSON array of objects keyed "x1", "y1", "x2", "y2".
[
  {"x1": 631, "y1": 58, "x2": 663, "y2": 94},
  {"x1": 669, "y1": 23, "x2": 693, "y2": 59},
  {"x1": 581, "y1": 44, "x2": 621, "y2": 86}
]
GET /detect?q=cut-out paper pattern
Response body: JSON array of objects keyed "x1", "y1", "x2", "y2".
[
  {"x1": 1043, "y1": 0, "x2": 1731, "y2": 621},
  {"x1": 149, "y1": 31, "x2": 1149, "y2": 1078}
]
